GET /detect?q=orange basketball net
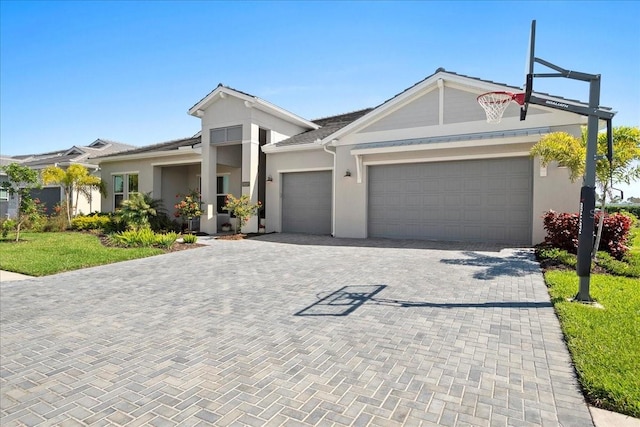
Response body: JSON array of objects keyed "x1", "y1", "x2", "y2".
[{"x1": 477, "y1": 91, "x2": 525, "y2": 124}]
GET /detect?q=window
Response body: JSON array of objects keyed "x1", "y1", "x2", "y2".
[
  {"x1": 216, "y1": 175, "x2": 229, "y2": 214},
  {"x1": 211, "y1": 125, "x2": 242, "y2": 144},
  {"x1": 0, "y1": 187, "x2": 8, "y2": 201},
  {"x1": 113, "y1": 173, "x2": 138, "y2": 208}
]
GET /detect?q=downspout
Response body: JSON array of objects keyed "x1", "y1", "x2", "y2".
[{"x1": 323, "y1": 143, "x2": 337, "y2": 237}]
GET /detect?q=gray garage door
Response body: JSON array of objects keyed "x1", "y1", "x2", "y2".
[
  {"x1": 282, "y1": 171, "x2": 332, "y2": 234},
  {"x1": 30, "y1": 187, "x2": 63, "y2": 216},
  {"x1": 368, "y1": 158, "x2": 532, "y2": 244}
]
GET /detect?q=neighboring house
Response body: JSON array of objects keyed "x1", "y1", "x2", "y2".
[
  {"x1": 11, "y1": 139, "x2": 135, "y2": 216},
  {"x1": 0, "y1": 155, "x2": 22, "y2": 218},
  {"x1": 95, "y1": 69, "x2": 592, "y2": 245}
]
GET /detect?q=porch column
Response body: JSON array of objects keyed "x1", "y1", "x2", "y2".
[
  {"x1": 241, "y1": 123, "x2": 259, "y2": 233},
  {"x1": 201, "y1": 141, "x2": 218, "y2": 234}
]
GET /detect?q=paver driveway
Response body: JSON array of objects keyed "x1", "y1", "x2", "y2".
[{"x1": 1, "y1": 234, "x2": 593, "y2": 426}]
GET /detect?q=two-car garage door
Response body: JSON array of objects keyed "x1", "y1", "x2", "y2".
[{"x1": 368, "y1": 158, "x2": 532, "y2": 244}]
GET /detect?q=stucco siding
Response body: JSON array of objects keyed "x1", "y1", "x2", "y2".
[
  {"x1": 359, "y1": 90, "x2": 439, "y2": 133},
  {"x1": 198, "y1": 95, "x2": 312, "y2": 234},
  {"x1": 265, "y1": 149, "x2": 333, "y2": 233},
  {"x1": 531, "y1": 157, "x2": 581, "y2": 244},
  {"x1": 443, "y1": 87, "x2": 498, "y2": 124},
  {"x1": 98, "y1": 153, "x2": 200, "y2": 213}
]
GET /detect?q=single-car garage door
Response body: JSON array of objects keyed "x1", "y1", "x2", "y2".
[
  {"x1": 368, "y1": 158, "x2": 532, "y2": 244},
  {"x1": 282, "y1": 171, "x2": 332, "y2": 234}
]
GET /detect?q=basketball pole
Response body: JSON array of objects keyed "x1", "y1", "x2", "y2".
[
  {"x1": 575, "y1": 76, "x2": 601, "y2": 302},
  {"x1": 517, "y1": 19, "x2": 616, "y2": 303}
]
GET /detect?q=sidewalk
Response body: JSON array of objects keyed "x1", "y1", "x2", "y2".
[
  {"x1": 590, "y1": 406, "x2": 640, "y2": 427},
  {"x1": 0, "y1": 270, "x2": 34, "y2": 282}
]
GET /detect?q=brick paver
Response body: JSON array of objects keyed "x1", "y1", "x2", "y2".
[{"x1": 0, "y1": 234, "x2": 593, "y2": 426}]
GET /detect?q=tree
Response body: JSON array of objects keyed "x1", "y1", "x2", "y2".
[
  {"x1": 223, "y1": 194, "x2": 261, "y2": 234},
  {"x1": 41, "y1": 164, "x2": 105, "y2": 226},
  {"x1": 531, "y1": 126, "x2": 640, "y2": 257},
  {"x1": 0, "y1": 163, "x2": 41, "y2": 241}
]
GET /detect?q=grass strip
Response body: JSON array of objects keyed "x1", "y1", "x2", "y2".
[{"x1": 545, "y1": 270, "x2": 640, "y2": 417}]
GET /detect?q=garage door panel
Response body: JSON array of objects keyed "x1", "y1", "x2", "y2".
[
  {"x1": 282, "y1": 171, "x2": 331, "y2": 234},
  {"x1": 368, "y1": 158, "x2": 532, "y2": 244}
]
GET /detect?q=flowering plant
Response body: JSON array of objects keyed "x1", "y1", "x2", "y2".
[
  {"x1": 223, "y1": 194, "x2": 262, "y2": 233},
  {"x1": 174, "y1": 190, "x2": 203, "y2": 220}
]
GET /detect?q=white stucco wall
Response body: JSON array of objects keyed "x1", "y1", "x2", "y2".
[
  {"x1": 197, "y1": 94, "x2": 312, "y2": 234},
  {"x1": 264, "y1": 149, "x2": 333, "y2": 233},
  {"x1": 97, "y1": 152, "x2": 201, "y2": 213}
]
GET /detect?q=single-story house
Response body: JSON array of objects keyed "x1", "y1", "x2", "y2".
[
  {"x1": 8, "y1": 139, "x2": 135, "y2": 216},
  {"x1": 95, "y1": 68, "x2": 587, "y2": 245},
  {"x1": 0, "y1": 155, "x2": 20, "y2": 218}
]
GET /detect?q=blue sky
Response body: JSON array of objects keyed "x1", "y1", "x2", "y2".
[{"x1": 1, "y1": 1, "x2": 639, "y2": 192}]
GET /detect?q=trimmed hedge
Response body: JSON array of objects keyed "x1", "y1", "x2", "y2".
[
  {"x1": 71, "y1": 214, "x2": 112, "y2": 231},
  {"x1": 606, "y1": 204, "x2": 640, "y2": 218},
  {"x1": 543, "y1": 210, "x2": 632, "y2": 259}
]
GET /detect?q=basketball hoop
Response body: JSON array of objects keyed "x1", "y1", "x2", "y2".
[{"x1": 477, "y1": 91, "x2": 526, "y2": 124}]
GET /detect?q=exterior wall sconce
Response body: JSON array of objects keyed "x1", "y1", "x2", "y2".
[
  {"x1": 267, "y1": 175, "x2": 273, "y2": 182},
  {"x1": 344, "y1": 170, "x2": 352, "y2": 177}
]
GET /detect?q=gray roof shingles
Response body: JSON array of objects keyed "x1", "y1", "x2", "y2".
[
  {"x1": 275, "y1": 108, "x2": 373, "y2": 147},
  {"x1": 94, "y1": 136, "x2": 201, "y2": 159}
]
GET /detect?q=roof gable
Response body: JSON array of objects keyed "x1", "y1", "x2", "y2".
[
  {"x1": 319, "y1": 69, "x2": 594, "y2": 145},
  {"x1": 188, "y1": 84, "x2": 319, "y2": 130}
]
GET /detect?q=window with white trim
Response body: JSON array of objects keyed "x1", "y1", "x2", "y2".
[
  {"x1": 210, "y1": 125, "x2": 242, "y2": 144},
  {"x1": 216, "y1": 175, "x2": 229, "y2": 214},
  {"x1": 0, "y1": 187, "x2": 8, "y2": 202},
  {"x1": 113, "y1": 173, "x2": 138, "y2": 208}
]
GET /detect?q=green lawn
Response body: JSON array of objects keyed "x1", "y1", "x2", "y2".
[
  {"x1": 0, "y1": 232, "x2": 163, "y2": 276},
  {"x1": 544, "y1": 271, "x2": 640, "y2": 418}
]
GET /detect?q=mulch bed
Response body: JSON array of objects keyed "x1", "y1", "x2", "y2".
[
  {"x1": 97, "y1": 233, "x2": 206, "y2": 253},
  {"x1": 215, "y1": 233, "x2": 263, "y2": 241},
  {"x1": 537, "y1": 257, "x2": 608, "y2": 275}
]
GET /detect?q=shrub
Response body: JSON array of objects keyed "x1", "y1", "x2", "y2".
[
  {"x1": 599, "y1": 213, "x2": 632, "y2": 259},
  {"x1": 542, "y1": 210, "x2": 632, "y2": 259},
  {"x1": 150, "y1": 212, "x2": 181, "y2": 233},
  {"x1": 1, "y1": 219, "x2": 16, "y2": 239},
  {"x1": 119, "y1": 192, "x2": 157, "y2": 230},
  {"x1": 102, "y1": 213, "x2": 127, "y2": 234},
  {"x1": 155, "y1": 232, "x2": 178, "y2": 249},
  {"x1": 535, "y1": 246, "x2": 577, "y2": 268},
  {"x1": 108, "y1": 228, "x2": 179, "y2": 249},
  {"x1": 596, "y1": 251, "x2": 640, "y2": 278},
  {"x1": 182, "y1": 233, "x2": 198, "y2": 244},
  {"x1": 71, "y1": 214, "x2": 111, "y2": 231},
  {"x1": 543, "y1": 211, "x2": 579, "y2": 252},
  {"x1": 42, "y1": 215, "x2": 68, "y2": 232},
  {"x1": 606, "y1": 204, "x2": 640, "y2": 219},
  {"x1": 108, "y1": 227, "x2": 157, "y2": 247}
]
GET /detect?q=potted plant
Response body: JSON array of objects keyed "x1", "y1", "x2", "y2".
[
  {"x1": 258, "y1": 224, "x2": 266, "y2": 234},
  {"x1": 221, "y1": 222, "x2": 232, "y2": 232}
]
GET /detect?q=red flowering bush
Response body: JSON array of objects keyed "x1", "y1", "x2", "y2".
[
  {"x1": 542, "y1": 210, "x2": 632, "y2": 259},
  {"x1": 174, "y1": 190, "x2": 203, "y2": 220}
]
